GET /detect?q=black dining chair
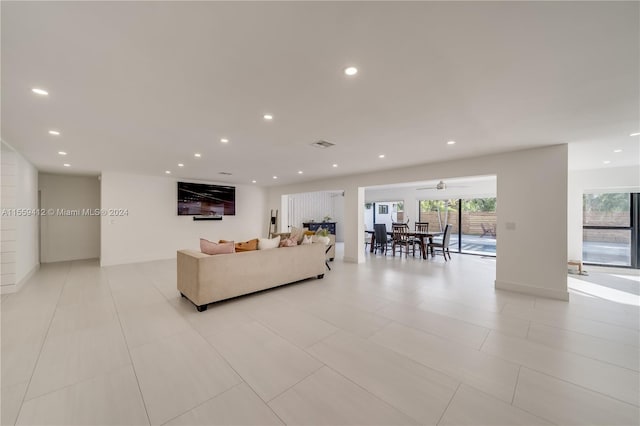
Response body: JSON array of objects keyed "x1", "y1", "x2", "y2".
[
  {"x1": 373, "y1": 224, "x2": 390, "y2": 254},
  {"x1": 427, "y1": 224, "x2": 452, "y2": 261}
]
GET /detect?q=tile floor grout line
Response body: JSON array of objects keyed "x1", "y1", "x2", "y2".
[
  {"x1": 435, "y1": 382, "x2": 462, "y2": 426},
  {"x1": 518, "y1": 365, "x2": 640, "y2": 408},
  {"x1": 266, "y1": 363, "x2": 326, "y2": 404},
  {"x1": 313, "y1": 363, "x2": 428, "y2": 424},
  {"x1": 191, "y1": 317, "x2": 302, "y2": 419},
  {"x1": 159, "y1": 381, "x2": 248, "y2": 426},
  {"x1": 105, "y1": 268, "x2": 153, "y2": 426},
  {"x1": 523, "y1": 325, "x2": 640, "y2": 373},
  {"x1": 478, "y1": 328, "x2": 491, "y2": 351},
  {"x1": 526, "y1": 318, "x2": 640, "y2": 349},
  {"x1": 511, "y1": 365, "x2": 522, "y2": 404},
  {"x1": 13, "y1": 262, "x2": 72, "y2": 424}
]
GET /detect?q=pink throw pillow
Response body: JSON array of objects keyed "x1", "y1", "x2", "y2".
[
  {"x1": 200, "y1": 238, "x2": 235, "y2": 255},
  {"x1": 279, "y1": 236, "x2": 298, "y2": 247}
]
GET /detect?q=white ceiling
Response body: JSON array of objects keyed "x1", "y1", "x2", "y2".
[{"x1": 2, "y1": 2, "x2": 638, "y2": 186}]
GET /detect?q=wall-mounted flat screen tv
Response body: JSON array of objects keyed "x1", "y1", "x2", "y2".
[{"x1": 177, "y1": 182, "x2": 236, "y2": 216}]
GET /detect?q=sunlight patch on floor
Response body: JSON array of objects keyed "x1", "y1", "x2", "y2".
[{"x1": 568, "y1": 276, "x2": 640, "y2": 307}]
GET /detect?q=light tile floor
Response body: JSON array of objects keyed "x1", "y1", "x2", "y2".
[{"x1": 1, "y1": 250, "x2": 639, "y2": 425}]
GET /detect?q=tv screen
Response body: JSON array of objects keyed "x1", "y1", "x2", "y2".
[{"x1": 177, "y1": 182, "x2": 236, "y2": 216}]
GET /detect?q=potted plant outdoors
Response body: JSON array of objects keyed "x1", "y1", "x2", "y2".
[{"x1": 316, "y1": 227, "x2": 331, "y2": 245}]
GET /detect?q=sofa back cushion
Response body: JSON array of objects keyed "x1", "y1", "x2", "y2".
[
  {"x1": 258, "y1": 236, "x2": 281, "y2": 250},
  {"x1": 200, "y1": 239, "x2": 235, "y2": 255}
]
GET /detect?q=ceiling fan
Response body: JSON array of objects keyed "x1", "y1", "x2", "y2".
[{"x1": 416, "y1": 180, "x2": 468, "y2": 191}]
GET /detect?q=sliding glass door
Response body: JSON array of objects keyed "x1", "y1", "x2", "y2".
[
  {"x1": 460, "y1": 198, "x2": 497, "y2": 255},
  {"x1": 583, "y1": 193, "x2": 638, "y2": 268},
  {"x1": 418, "y1": 197, "x2": 497, "y2": 256}
]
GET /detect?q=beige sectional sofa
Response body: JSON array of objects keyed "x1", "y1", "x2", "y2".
[{"x1": 177, "y1": 242, "x2": 326, "y2": 311}]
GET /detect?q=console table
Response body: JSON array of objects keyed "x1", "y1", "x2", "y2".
[{"x1": 303, "y1": 222, "x2": 336, "y2": 236}]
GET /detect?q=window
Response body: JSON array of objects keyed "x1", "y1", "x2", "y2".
[
  {"x1": 378, "y1": 205, "x2": 388, "y2": 214},
  {"x1": 582, "y1": 193, "x2": 638, "y2": 267}
]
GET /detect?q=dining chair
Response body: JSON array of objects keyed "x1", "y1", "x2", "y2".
[
  {"x1": 412, "y1": 222, "x2": 429, "y2": 257},
  {"x1": 373, "y1": 224, "x2": 389, "y2": 254},
  {"x1": 391, "y1": 223, "x2": 412, "y2": 257},
  {"x1": 427, "y1": 224, "x2": 453, "y2": 261},
  {"x1": 364, "y1": 225, "x2": 371, "y2": 252}
]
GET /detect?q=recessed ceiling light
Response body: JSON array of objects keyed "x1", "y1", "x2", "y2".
[
  {"x1": 178, "y1": 163, "x2": 184, "y2": 167},
  {"x1": 220, "y1": 138, "x2": 229, "y2": 143},
  {"x1": 32, "y1": 88, "x2": 49, "y2": 96},
  {"x1": 58, "y1": 151, "x2": 67, "y2": 156},
  {"x1": 603, "y1": 160, "x2": 611, "y2": 164},
  {"x1": 447, "y1": 140, "x2": 456, "y2": 145},
  {"x1": 63, "y1": 163, "x2": 70, "y2": 167},
  {"x1": 252, "y1": 180, "x2": 257, "y2": 183},
  {"x1": 48, "y1": 130, "x2": 60, "y2": 136},
  {"x1": 613, "y1": 149, "x2": 622, "y2": 153},
  {"x1": 263, "y1": 114, "x2": 273, "y2": 120},
  {"x1": 630, "y1": 132, "x2": 640, "y2": 137},
  {"x1": 165, "y1": 170, "x2": 171, "y2": 174},
  {"x1": 378, "y1": 154, "x2": 385, "y2": 158},
  {"x1": 194, "y1": 153, "x2": 201, "y2": 158},
  {"x1": 344, "y1": 67, "x2": 358, "y2": 76},
  {"x1": 273, "y1": 176, "x2": 278, "y2": 179},
  {"x1": 298, "y1": 170, "x2": 303, "y2": 174},
  {"x1": 332, "y1": 164, "x2": 338, "y2": 168}
]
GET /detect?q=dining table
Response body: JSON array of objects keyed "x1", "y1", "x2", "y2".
[{"x1": 365, "y1": 229, "x2": 440, "y2": 259}]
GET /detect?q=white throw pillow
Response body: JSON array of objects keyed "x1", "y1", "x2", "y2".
[
  {"x1": 301, "y1": 235, "x2": 313, "y2": 245},
  {"x1": 258, "y1": 236, "x2": 281, "y2": 250}
]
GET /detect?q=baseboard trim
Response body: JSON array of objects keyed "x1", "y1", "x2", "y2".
[
  {"x1": 495, "y1": 279, "x2": 569, "y2": 301},
  {"x1": 1, "y1": 263, "x2": 40, "y2": 294},
  {"x1": 343, "y1": 256, "x2": 363, "y2": 264}
]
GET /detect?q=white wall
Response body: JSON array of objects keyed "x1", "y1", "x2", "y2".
[
  {"x1": 39, "y1": 173, "x2": 101, "y2": 263},
  {"x1": 281, "y1": 190, "x2": 344, "y2": 241},
  {"x1": 267, "y1": 144, "x2": 569, "y2": 300},
  {"x1": 567, "y1": 165, "x2": 640, "y2": 261},
  {"x1": 1, "y1": 142, "x2": 39, "y2": 293},
  {"x1": 100, "y1": 172, "x2": 266, "y2": 266}
]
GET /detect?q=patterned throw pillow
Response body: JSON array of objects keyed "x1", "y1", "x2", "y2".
[
  {"x1": 200, "y1": 239, "x2": 235, "y2": 255},
  {"x1": 289, "y1": 226, "x2": 305, "y2": 244},
  {"x1": 220, "y1": 238, "x2": 259, "y2": 252}
]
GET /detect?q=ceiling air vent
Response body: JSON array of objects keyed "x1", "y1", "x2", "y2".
[
  {"x1": 311, "y1": 140, "x2": 335, "y2": 149},
  {"x1": 218, "y1": 172, "x2": 232, "y2": 176}
]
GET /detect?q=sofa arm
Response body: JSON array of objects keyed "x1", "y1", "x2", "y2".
[{"x1": 177, "y1": 250, "x2": 206, "y2": 304}]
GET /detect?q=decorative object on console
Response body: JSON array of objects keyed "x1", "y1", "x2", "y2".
[{"x1": 200, "y1": 239, "x2": 235, "y2": 255}]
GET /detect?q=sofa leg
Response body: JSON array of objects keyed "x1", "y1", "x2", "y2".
[
  {"x1": 317, "y1": 274, "x2": 325, "y2": 279},
  {"x1": 196, "y1": 304, "x2": 208, "y2": 312},
  {"x1": 180, "y1": 292, "x2": 186, "y2": 298}
]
